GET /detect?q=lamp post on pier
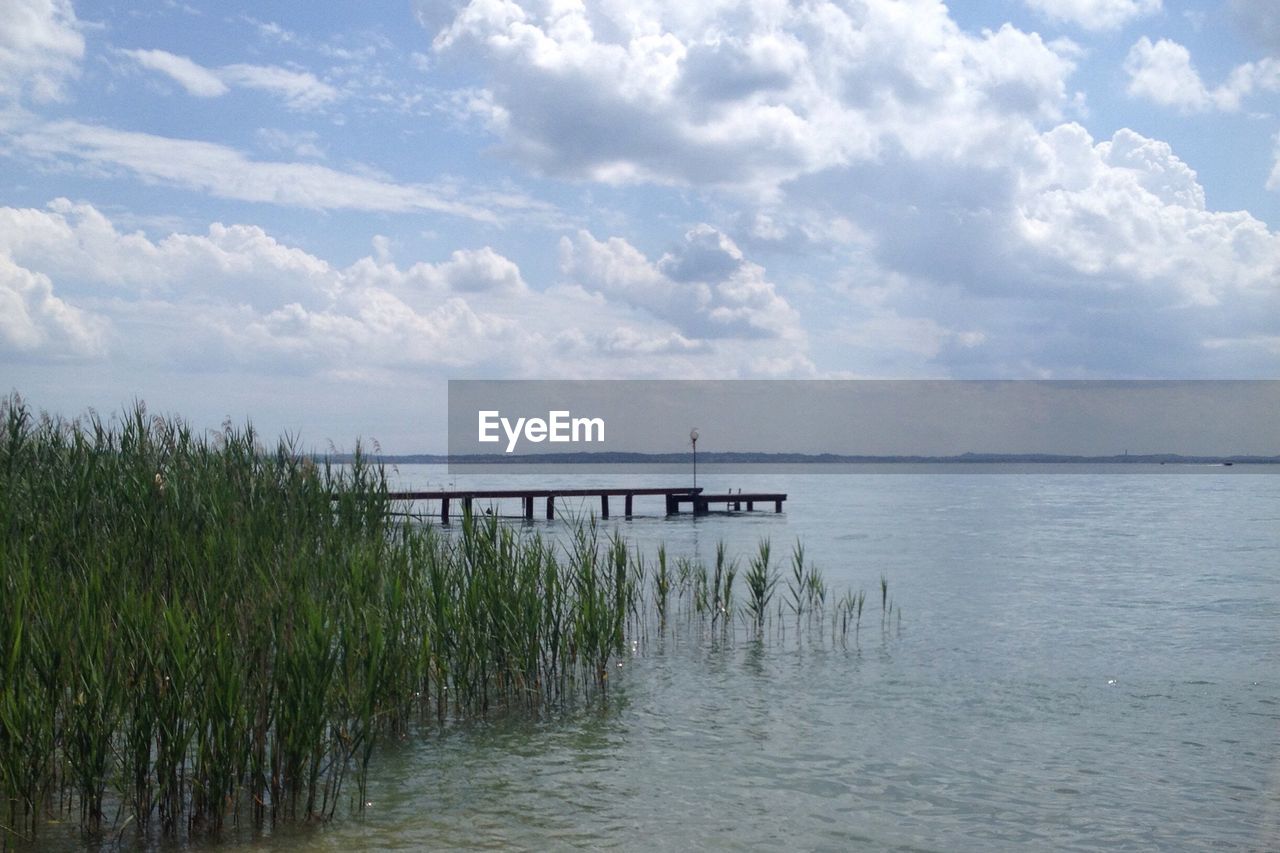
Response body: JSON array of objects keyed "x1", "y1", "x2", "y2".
[{"x1": 690, "y1": 428, "x2": 699, "y2": 490}]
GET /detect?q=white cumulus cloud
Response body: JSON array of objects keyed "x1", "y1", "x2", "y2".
[
  {"x1": 428, "y1": 0, "x2": 1079, "y2": 193},
  {"x1": 0, "y1": 254, "x2": 106, "y2": 358},
  {"x1": 0, "y1": 0, "x2": 84, "y2": 103},
  {"x1": 1124, "y1": 37, "x2": 1280, "y2": 113},
  {"x1": 770, "y1": 117, "x2": 1280, "y2": 377},
  {"x1": 0, "y1": 200, "x2": 815, "y2": 380},
  {"x1": 560, "y1": 226, "x2": 803, "y2": 341}
]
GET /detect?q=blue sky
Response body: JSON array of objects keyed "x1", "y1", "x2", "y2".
[{"x1": 1, "y1": 0, "x2": 1277, "y2": 450}]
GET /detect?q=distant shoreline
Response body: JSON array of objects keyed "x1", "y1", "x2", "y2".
[{"x1": 325, "y1": 451, "x2": 1280, "y2": 465}]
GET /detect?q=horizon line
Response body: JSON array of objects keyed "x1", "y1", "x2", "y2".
[{"x1": 320, "y1": 450, "x2": 1280, "y2": 464}]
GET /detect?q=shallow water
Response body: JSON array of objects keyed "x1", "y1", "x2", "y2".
[
  {"x1": 240, "y1": 465, "x2": 1275, "y2": 851},
  {"x1": 56, "y1": 466, "x2": 1280, "y2": 850}
]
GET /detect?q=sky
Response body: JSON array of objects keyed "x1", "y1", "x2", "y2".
[{"x1": 1, "y1": 0, "x2": 1278, "y2": 452}]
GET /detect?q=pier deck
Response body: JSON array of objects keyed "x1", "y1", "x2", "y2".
[
  {"x1": 670, "y1": 492, "x2": 788, "y2": 515},
  {"x1": 384, "y1": 486, "x2": 787, "y2": 523}
]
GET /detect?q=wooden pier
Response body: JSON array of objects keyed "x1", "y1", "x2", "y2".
[
  {"x1": 384, "y1": 486, "x2": 787, "y2": 524},
  {"x1": 671, "y1": 492, "x2": 787, "y2": 515}
]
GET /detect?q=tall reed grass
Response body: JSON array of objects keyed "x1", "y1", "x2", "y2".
[{"x1": 0, "y1": 396, "x2": 894, "y2": 846}]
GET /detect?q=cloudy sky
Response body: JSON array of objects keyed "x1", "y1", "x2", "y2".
[{"x1": 2, "y1": 0, "x2": 1278, "y2": 450}]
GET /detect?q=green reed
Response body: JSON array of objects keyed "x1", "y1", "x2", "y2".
[
  {"x1": 744, "y1": 538, "x2": 779, "y2": 631},
  {"x1": 653, "y1": 544, "x2": 671, "y2": 627},
  {"x1": 714, "y1": 542, "x2": 737, "y2": 632},
  {"x1": 0, "y1": 395, "x2": 896, "y2": 846},
  {"x1": 0, "y1": 398, "x2": 624, "y2": 843}
]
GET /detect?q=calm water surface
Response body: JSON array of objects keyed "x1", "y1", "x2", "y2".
[{"x1": 262, "y1": 466, "x2": 1278, "y2": 850}]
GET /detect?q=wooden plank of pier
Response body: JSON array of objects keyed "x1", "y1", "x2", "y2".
[
  {"x1": 389, "y1": 487, "x2": 701, "y2": 525},
  {"x1": 377, "y1": 487, "x2": 783, "y2": 523},
  {"x1": 386, "y1": 487, "x2": 703, "y2": 500}
]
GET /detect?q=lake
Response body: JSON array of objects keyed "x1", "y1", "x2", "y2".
[{"x1": 252, "y1": 465, "x2": 1279, "y2": 849}]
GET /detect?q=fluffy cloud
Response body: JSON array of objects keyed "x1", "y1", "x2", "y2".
[
  {"x1": 559, "y1": 225, "x2": 802, "y2": 341},
  {"x1": 431, "y1": 247, "x2": 526, "y2": 293},
  {"x1": 0, "y1": 200, "x2": 813, "y2": 379},
  {"x1": 0, "y1": 200, "x2": 522, "y2": 308},
  {"x1": 122, "y1": 48, "x2": 340, "y2": 110},
  {"x1": 0, "y1": 0, "x2": 83, "y2": 103},
  {"x1": 0, "y1": 200, "x2": 541, "y2": 374},
  {"x1": 750, "y1": 113, "x2": 1280, "y2": 377},
  {"x1": 832, "y1": 123, "x2": 1280, "y2": 375},
  {"x1": 428, "y1": 0, "x2": 1078, "y2": 192},
  {"x1": 1022, "y1": 0, "x2": 1160, "y2": 31},
  {"x1": 337, "y1": 246, "x2": 527, "y2": 303},
  {"x1": 1123, "y1": 36, "x2": 1280, "y2": 113},
  {"x1": 0, "y1": 254, "x2": 105, "y2": 358},
  {"x1": 0, "y1": 199, "x2": 332, "y2": 309},
  {"x1": 1018, "y1": 126, "x2": 1276, "y2": 303},
  {"x1": 418, "y1": 0, "x2": 1279, "y2": 376}
]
